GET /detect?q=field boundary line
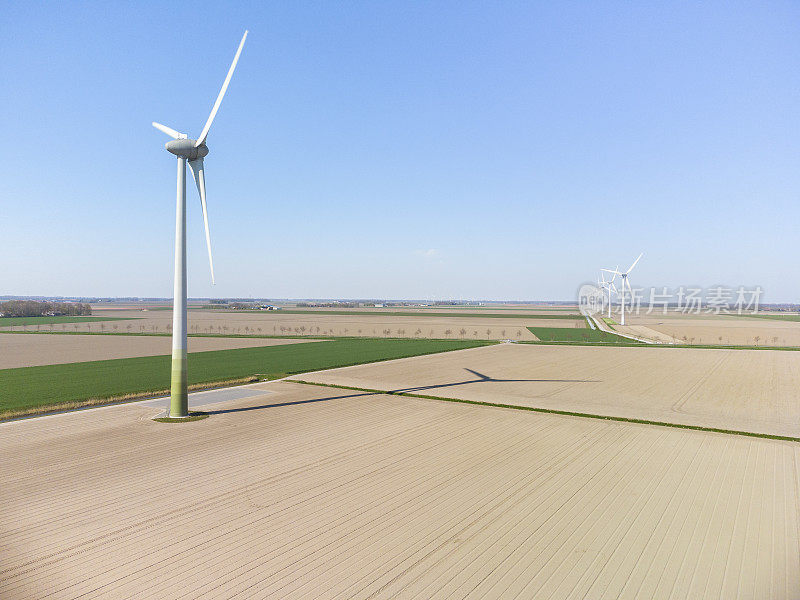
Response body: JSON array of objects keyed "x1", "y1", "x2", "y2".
[{"x1": 287, "y1": 380, "x2": 800, "y2": 443}]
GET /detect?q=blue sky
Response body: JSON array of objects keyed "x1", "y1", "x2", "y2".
[{"x1": 3, "y1": 1, "x2": 799, "y2": 301}]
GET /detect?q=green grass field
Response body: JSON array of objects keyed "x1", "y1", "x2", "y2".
[
  {"x1": 0, "y1": 316, "x2": 132, "y2": 327},
  {"x1": 527, "y1": 326, "x2": 639, "y2": 344},
  {"x1": 0, "y1": 337, "x2": 492, "y2": 417}
]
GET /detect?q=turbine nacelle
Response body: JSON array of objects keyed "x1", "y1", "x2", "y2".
[
  {"x1": 166, "y1": 139, "x2": 209, "y2": 160},
  {"x1": 152, "y1": 29, "x2": 248, "y2": 297},
  {"x1": 600, "y1": 253, "x2": 642, "y2": 326}
]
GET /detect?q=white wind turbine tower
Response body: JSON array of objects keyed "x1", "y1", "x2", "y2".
[
  {"x1": 152, "y1": 31, "x2": 248, "y2": 418},
  {"x1": 598, "y1": 270, "x2": 618, "y2": 319},
  {"x1": 603, "y1": 253, "x2": 643, "y2": 326}
]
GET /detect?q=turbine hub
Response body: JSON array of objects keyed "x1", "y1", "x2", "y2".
[{"x1": 165, "y1": 139, "x2": 209, "y2": 160}]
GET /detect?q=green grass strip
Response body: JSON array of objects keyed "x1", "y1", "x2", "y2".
[
  {"x1": 288, "y1": 380, "x2": 800, "y2": 443},
  {"x1": 0, "y1": 338, "x2": 493, "y2": 418},
  {"x1": 527, "y1": 326, "x2": 639, "y2": 344}
]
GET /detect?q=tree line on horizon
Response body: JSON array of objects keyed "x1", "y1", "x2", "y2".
[{"x1": 0, "y1": 300, "x2": 92, "y2": 317}]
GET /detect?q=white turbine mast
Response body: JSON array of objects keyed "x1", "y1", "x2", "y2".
[
  {"x1": 598, "y1": 269, "x2": 618, "y2": 319},
  {"x1": 152, "y1": 30, "x2": 248, "y2": 418},
  {"x1": 602, "y1": 253, "x2": 642, "y2": 326}
]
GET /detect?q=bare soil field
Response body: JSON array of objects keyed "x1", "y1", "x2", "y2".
[
  {"x1": 611, "y1": 324, "x2": 682, "y2": 343},
  {"x1": 2, "y1": 309, "x2": 568, "y2": 341},
  {"x1": 87, "y1": 302, "x2": 581, "y2": 314},
  {"x1": 647, "y1": 322, "x2": 800, "y2": 346},
  {"x1": 0, "y1": 334, "x2": 321, "y2": 368},
  {"x1": 292, "y1": 306, "x2": 582, "y2": 315},
  {"x1": 1, "y1": 381, "x2": 796, "y2": 599},
  {"x1": 610, "y1": 313, "x2": 800, "y2": 346},
  {"x1": 293, "y1": 343, "x2": 800, "y2": 437}
]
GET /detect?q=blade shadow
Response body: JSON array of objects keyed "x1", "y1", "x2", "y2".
[
  {"x1": 204, "y1": 369, "x2": 599, "y2": 415},
  {"x1": 392, "y1": 368, "x2": 599, "y2": 394},
  {"x1": 204, "y1": 390, "x2": 375, "y2": 414}
]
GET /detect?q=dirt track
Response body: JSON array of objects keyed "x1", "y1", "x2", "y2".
[
  {"x1": 616, "y1": 313, "x2": 800, "y2": 346},
  {"x1": 1, "y1": 381, "x2": 796, "y2": 599}
]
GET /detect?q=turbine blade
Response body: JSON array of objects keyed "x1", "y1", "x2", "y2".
[
  {"x1": 188, "y1": 158, "x2": 215, "y2": 284},
  {"x1": 601, "y1": 268, "x2": 620, "y2": 275},
  {"x1": 195, "y1": 30, "x2": 248, "y2": 147},
  {"x1": 152, "y1": 122, "x2": 185, "y2": 139},
  {"x1": 627, "y1": 252, "x2": 643, "y2": 273}
]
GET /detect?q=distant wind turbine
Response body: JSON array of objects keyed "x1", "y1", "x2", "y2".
[
  {"x1": 152, "y1": 31, "x2": 248, "y2": 418},
  {"x1": 603, "y1": 253, "x2": 642, "y2": 326},
  {"x1": 598, "y1": 270, "x2": 618, "y2": 319}
]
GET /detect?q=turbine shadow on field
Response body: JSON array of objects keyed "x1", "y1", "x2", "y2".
[
  {"x1": 390, "y1": 368, "x2": 599, "y2": 395},
  {"x1": 205, "y1": 391, "x2": 374, "y2": 414},
  {"x1": 205, "y1": 369, "x2": 599, "y2": 415}
]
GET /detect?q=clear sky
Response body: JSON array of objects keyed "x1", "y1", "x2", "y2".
[{"x1": 3, "y1": 1, "x2": 799, "y2": 301}]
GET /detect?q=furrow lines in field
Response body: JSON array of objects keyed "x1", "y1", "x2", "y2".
[
  {"x1": 432, "y1": 427, "x2": 668, "y2": 600},
  {"x1": 302, "y1": 423, "x2": 625, "y2": 600},
  {"x1": 2, "y1": 403, "x2": 486, "y2": 595},
  {"x1": 504, "y1": 429, "x2": 706, "y2": 599},
  {"x1": 577, "y1": 432, "x2": 708, "y2": 598},
  {"x1": 348, "y1": 422, "x2": 626, "y2": 600},
  {"x1": 1, "y1": 393, "x2": 446, "y2": 562},
  {"x1": 424, "y1": 425, "x2": 655, "y2": 599},
  {"x1": 95, "y1": 410, "x2": 551, "y2": 600}
]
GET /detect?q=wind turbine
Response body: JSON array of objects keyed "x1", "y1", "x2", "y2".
[
  {"x1": 598, "y1": 270, "x2": 618, "y2": 319},
  {"x1": 603, "y1": 253, "x2": 642, "y2": 326},
  {"x1": 152, "y1": 31, "x2": 248, "y2": 418}
]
